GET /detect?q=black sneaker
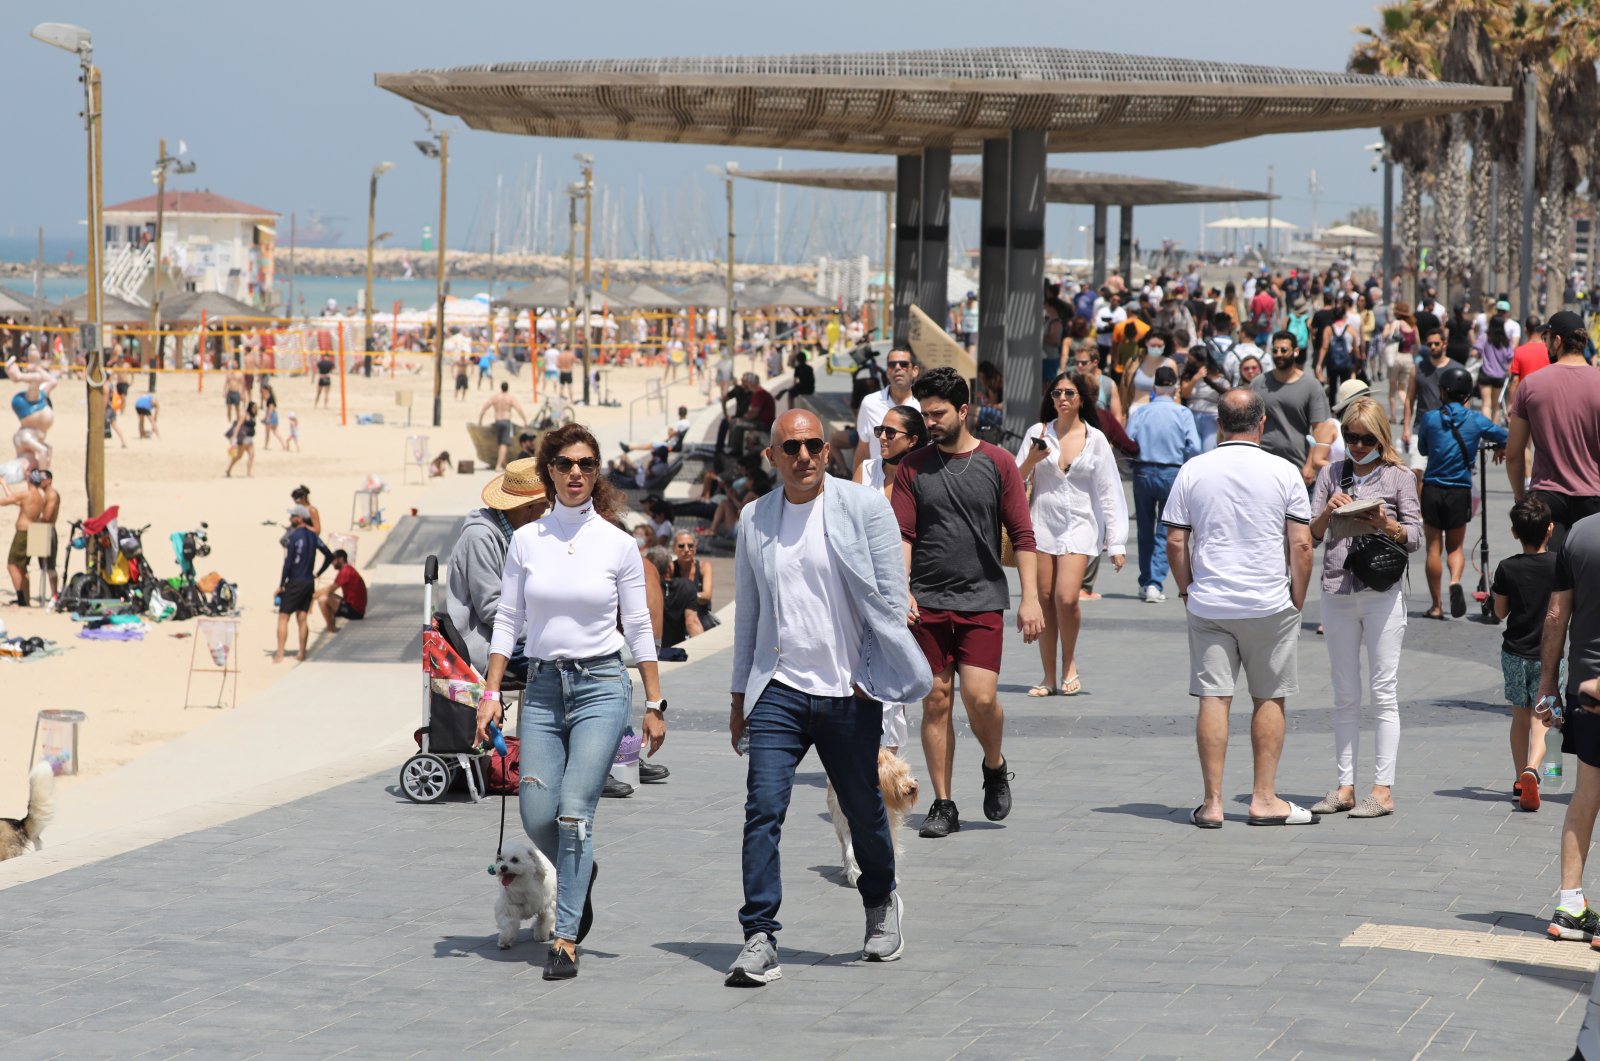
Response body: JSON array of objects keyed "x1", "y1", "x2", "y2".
[
  {"x1": 918, "y1": 799, "x2": 961, "y2": 838},
  {"x1": 542, "y1": 946, "x2": 578, "y2": 980},
  {"x1": 576, "y1": 862, "x2": 599, "y2": 944},
  {"x1": 638, "y1": 761, "x2": 670, "y2": 784},
  {"x1": 982, "y1": 759, "x2": 1014, "y2": 822},
  {"x1": 1549, "y1": 905, "x2": 1600, "y2": 942},
  {"x1": 602, "y1": 775, "x2": 633, "y2": 799}
]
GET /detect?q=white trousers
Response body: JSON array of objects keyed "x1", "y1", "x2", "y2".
[{"x1": 1322, "y1": 586, "x2": 1407, "y2": 787}]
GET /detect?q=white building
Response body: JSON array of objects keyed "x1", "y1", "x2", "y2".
[{"x1": 101, "y1": 190, "x2": 278, "y2": 311}]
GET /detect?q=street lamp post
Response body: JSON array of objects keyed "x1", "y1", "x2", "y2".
[
  {"x1": 149, "y1": 138, "x2": 195, "y2": 392},
  {"x1": 413, "y1": 107, "x2": 449, "y2": 427},
  {"x1": 32, "y1": 21, "x2": 106, "y2": 515},
  {"x1": 707, "y1": 163, "x2": 739, "y2": 362},
  {"x1": 577, "y1": 154, "x2": 594, "y2": 405},
  {"x1": 565, "y1": 181, "x2": 583, "y2": 356},
  {"x1": 364, "y1": 161, "x2": 395, "y2": 377}
]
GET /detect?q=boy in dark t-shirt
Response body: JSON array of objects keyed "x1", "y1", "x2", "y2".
[{"x1": 1493, "y1": 497, "x2": 1560, "y2": 811}]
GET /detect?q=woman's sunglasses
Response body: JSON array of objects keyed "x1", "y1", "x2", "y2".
[
  {"x1": 779, "y1": 437, "x2": 825, "y2": 456},
  {"x1": 1050, "y1": 388, "x2": 1079, "y2": 399},
  {"x1": 1342, "y1": 431, "x2": 1380, "y2": 447},
  {"x1": 872, "y1": 425, "x2": 906, "y2": 440},
  {"x1": 550, "y1": 456, "x2": 600, "y2": 475}
]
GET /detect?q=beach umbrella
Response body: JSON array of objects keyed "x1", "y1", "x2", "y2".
[
  {"x1": 675, "y1": 282, "x2": 732, "y2": 309},
  {"x1": 1204, "y1": 217, "x2": 1252, "y2": 229},
  {"x1": 1321, "y1": 223, "x2": 1379, "y2": 240},
  {"x1": 766, "y1": 284, "x2": 834, "y2": 308},
  {"x1": 1238, "y1": 216, "x2": 1300, "y2": 231},
  {"x1": 613, "y1": 281, "x2": 682, "y2": 308}
]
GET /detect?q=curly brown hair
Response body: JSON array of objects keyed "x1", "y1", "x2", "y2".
[{"x1": 536, "y1": 423, "x2": 620, "y2": 523}]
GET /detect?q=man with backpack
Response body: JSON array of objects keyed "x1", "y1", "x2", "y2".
[
  {"x1": 1317, "y1": 297, "x2": 1361, "y2": 405},
  {"x1": 1417, "y1": 363, "x2": 1508, "y2": 619},
  {"x1": 1248, "y1": 284, "x2": 1277, "y2": 346}
]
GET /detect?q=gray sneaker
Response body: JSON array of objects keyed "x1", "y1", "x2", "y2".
[
  {"x1": 862, "y1": 893, "x2": 905, "y2": 962},
  {"x1": 725, "y1": 933, "x2": 782, "y2": 987}
]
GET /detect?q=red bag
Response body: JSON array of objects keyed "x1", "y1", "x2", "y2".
[{"x1": 482, "y1": 737, "x2": 520, "y2": 796}]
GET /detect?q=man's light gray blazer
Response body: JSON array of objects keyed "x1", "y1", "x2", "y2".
[{"x1": 731, "y1": 478, "x2": 933, "y2": 711}]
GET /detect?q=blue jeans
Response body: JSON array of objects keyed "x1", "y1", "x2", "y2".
[
  {"x1": 517, "y1": 653, "x2": 632, "y2": 942},
  {"x1": 740, "y1": 680, "x2": 895, "y2": 940},
  {"x1": 1191, "y1": 411, "x2": 1218, "y2": 453},
  {"x1": 1133, "y1": 464, "x2": 1179, "y2": 591}
]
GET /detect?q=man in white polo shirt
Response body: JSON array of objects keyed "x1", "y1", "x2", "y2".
[
  {"x1": 852, "y1": 347, "x2": 919, "y2": 475},
  {"x1": 1163, "y1": 389, "x2": 1319, "y2": 829}
]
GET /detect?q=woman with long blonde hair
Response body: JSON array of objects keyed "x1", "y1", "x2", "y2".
[{"x1": 1306, "y1": 398, "x2": 1422, "y2": 819}]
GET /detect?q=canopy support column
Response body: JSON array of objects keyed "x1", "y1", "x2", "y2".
[
  {"x1": 1092, "y1": 204, "x2": 1108, "y2": 289},
  {"x1": 892, "y1": 155, "x2": 922, "y2": 345},
  {"x1": 1002, "y1": 129, "x2": 1046, "y2": 444},
  {"x1": 977, "y1": 139, "x2": 1008, "y2": 373},
  {"x1": 916, "y1": 148, "x2": 951, "y2": 333},
  {"x1": 1118, "y1": 204, "x2": 1134, "y2": 288}
]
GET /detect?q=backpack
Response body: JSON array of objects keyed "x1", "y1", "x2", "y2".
[
  {"x1": 1073, "y1": 290, "x2": 1097, "y2": 321},
  {"x1": 1249, "y1": 301, "x2": 1273, "y2": 335},
  {"x1": 1287, "y1": 311, "x2": 1311, "y2": 351},
  {"x1": 1327, "y1": 323, "x2": 1353, "y2": 373}
]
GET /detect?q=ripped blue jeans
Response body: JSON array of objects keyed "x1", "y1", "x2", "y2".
[{"x1": 517, "y1": 652, "x2": 632, "y2": 942}]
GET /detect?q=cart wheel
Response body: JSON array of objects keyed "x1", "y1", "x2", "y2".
[
  {"x1": 557, "y1": 405, "x2": 576, "y2": 427},
  {"x1": 400, "y1": 754, "x2": 452, "y2": 803}
]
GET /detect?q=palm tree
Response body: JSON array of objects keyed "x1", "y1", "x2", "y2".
[{"x1": 1351, "y1": 1, "x2": 1446, "y2": 299}]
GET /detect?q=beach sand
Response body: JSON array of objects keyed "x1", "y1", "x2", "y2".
[{"x1": 1, "y1": 350, "x2": 725, "y2": 797}]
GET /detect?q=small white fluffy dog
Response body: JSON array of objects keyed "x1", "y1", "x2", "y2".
[
  {"x1": 0, "y1": 762, "x2": 55, "y2": 862},
  {"x1": 493, "y1": 843, "x2": 556, "y2": 948},
  {"x1": 828, "y1": 749, "x2": 920, "y2": 886}
]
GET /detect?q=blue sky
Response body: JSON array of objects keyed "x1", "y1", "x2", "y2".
[{"x1": 4, "y1": 0, "x2": 1416, "y2": 263}]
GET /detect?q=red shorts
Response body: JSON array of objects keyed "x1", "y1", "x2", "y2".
[{"x1": 912, "y1": 608, "x2": 1004, "y2": 676}]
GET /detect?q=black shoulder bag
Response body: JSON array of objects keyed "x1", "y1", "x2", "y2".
[{"x1": 1339, "y1": 459, "x2": 1409, "y2": 592}]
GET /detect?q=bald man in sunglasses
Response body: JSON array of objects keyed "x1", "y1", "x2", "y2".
[{"x1": 726, "y1": 409, "x2": 933, "y2": 984}]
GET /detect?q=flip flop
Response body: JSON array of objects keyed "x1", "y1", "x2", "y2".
[
  {"x1": 1190, "y1": 805, "x2": 1222, "y2": 829},
  {"x1": 1450, "y1": 583, "x2": 1467, "y2": 618},
  {"x1": 1025, "y1": 684, "x2": 1058, "y2": 697},
  {"x1": 1246, "y1": 802, "x2": 1321, "y2": 826},
  {"x1": 1061, "y1": 675, "x2": 1082, "y2": 696}
]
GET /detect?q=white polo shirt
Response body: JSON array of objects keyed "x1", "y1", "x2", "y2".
[
  {"x1": 855, "y1": 387, "x2": 920, "y2": 464},
  {"x1": 1162, "y1": 441, "x2": 1311, "y2": 620}
]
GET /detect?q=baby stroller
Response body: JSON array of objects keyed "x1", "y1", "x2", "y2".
[{"x1": 401, "y1": 555, "x2": 517, "y2": 803}]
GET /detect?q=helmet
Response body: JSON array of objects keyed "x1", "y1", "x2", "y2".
[{"x1": 1439, "y1": 363, "x2": 1474, "y2": 402}]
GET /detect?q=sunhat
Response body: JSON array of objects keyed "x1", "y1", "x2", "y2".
[
  {"x1": 1331, "y1": 379, "x2": 1372, "y2": 415},
  {"x1": 481, "y1": 457, "x2": 548, "y2": 511}
]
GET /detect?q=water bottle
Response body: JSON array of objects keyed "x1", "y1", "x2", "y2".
[{"x1": 1542, "y1": 741, "x2": 1567, "y2": 792}]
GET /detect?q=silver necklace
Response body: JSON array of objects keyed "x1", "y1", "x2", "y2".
[
  {"x1": 937, "y1": 442, "x2": 978, "y2": 479},
  {"x1": 558, "y1": 504, "x2": 594, "y2": 554}
]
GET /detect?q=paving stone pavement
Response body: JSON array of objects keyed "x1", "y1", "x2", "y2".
[{"x1": 1, "y1": 470, "x2": 1592, "y2": 1060}]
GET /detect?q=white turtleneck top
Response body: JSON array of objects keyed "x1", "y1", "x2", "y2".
[{"x1": 490, "y1": 499, "x2": 657, "y2": 665}]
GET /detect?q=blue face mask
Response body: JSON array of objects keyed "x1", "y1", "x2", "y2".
[{"x1": 1352, "y1": 446, "x2": 1382, "y2": 466}]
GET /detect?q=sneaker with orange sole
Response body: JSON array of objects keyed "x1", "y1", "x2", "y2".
[{"x1": 1520, "y1": 768, "x2": 1541, "y2": 812}]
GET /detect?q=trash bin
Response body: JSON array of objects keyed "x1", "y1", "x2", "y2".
[{"x1": 32, "y1": 709, "x2": 87, "y2": 776}]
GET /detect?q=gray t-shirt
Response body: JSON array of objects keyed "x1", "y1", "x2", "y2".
[
  {"x1": 1251, "y1": 370, "x2": 1331, "y2": 468},
  {"x1": 1557, "y1": 514, "x2": 1600, "y2": 694}
]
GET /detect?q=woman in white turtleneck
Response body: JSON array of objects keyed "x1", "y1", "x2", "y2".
[{"x1": 476, "y1": 423, "x2": 665, "y2": 981}]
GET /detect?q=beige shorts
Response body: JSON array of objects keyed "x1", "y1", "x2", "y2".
[{"x1": 1187, "y1": 606, "x2": 1301, "y2": 699}]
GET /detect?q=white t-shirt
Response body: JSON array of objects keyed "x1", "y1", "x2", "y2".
[
  {"x1": 855, "y1": 387, "x2": 920, "y2": 464},
  {"x1": 1162, "y1": 441, "x2": 1312, "y2": 620},
  {"x1": 773, "y1": 494, "x2": 863, "y2": 697},
  {"x1": 544, "y1": 347, "x2": 561, "y2": 374}
]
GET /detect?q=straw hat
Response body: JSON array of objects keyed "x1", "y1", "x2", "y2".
[
  {"x1": 481, "y1": 457, "x2": 547, "y2": 510},
  {"x1": 1331, "y1": 379, "x2": 1372, "y2": 415}
]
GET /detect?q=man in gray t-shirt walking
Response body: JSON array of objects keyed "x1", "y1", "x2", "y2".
[{"x1": 1252, "y1": 330, "x2": 1334, "y2": 488}]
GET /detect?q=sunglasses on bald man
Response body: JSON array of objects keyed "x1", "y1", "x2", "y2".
[{"x1": 778, "y1": 437, "x2": 825, "y2": 457}]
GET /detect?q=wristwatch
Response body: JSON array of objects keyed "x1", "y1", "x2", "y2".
[{"x1": 646, "y1": 699, "x2": 668, "y2": 716}]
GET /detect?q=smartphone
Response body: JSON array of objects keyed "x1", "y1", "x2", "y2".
[
  {"x1": 737, "y1": 732, "x2": 750, "y2": 757},
  {"x1": 1032, "y1": 437, "x2": 1048, "y2": 451}
]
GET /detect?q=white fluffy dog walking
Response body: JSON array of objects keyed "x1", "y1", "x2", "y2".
[
  {"x1": 493, "y1": 843, "x2": 556, "y2": 948},
  {"x1": 827, "y1": 749, "x2": 920, "y2": 886},
  {"x1": 0, "y1": 762, "x2": 55, "y2": 862}
]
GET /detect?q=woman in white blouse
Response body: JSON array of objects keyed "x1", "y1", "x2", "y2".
[
  {"x1": 855, "y1": 403, "x2": 926, "y2": 752},
  {"x1": 475, "y1": 423, "x2": 665, "y2": 982},
  {"x1": 1016, "y1": 372, "x2": 1128, "y2": 696}
]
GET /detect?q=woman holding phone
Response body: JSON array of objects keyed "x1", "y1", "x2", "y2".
[
  {"x1": 474, "y1": 423, "x2": 665, "y2": 981},
  {"x1": 1014, "y1": 372, "x2": 1127, "y2": 697}
]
